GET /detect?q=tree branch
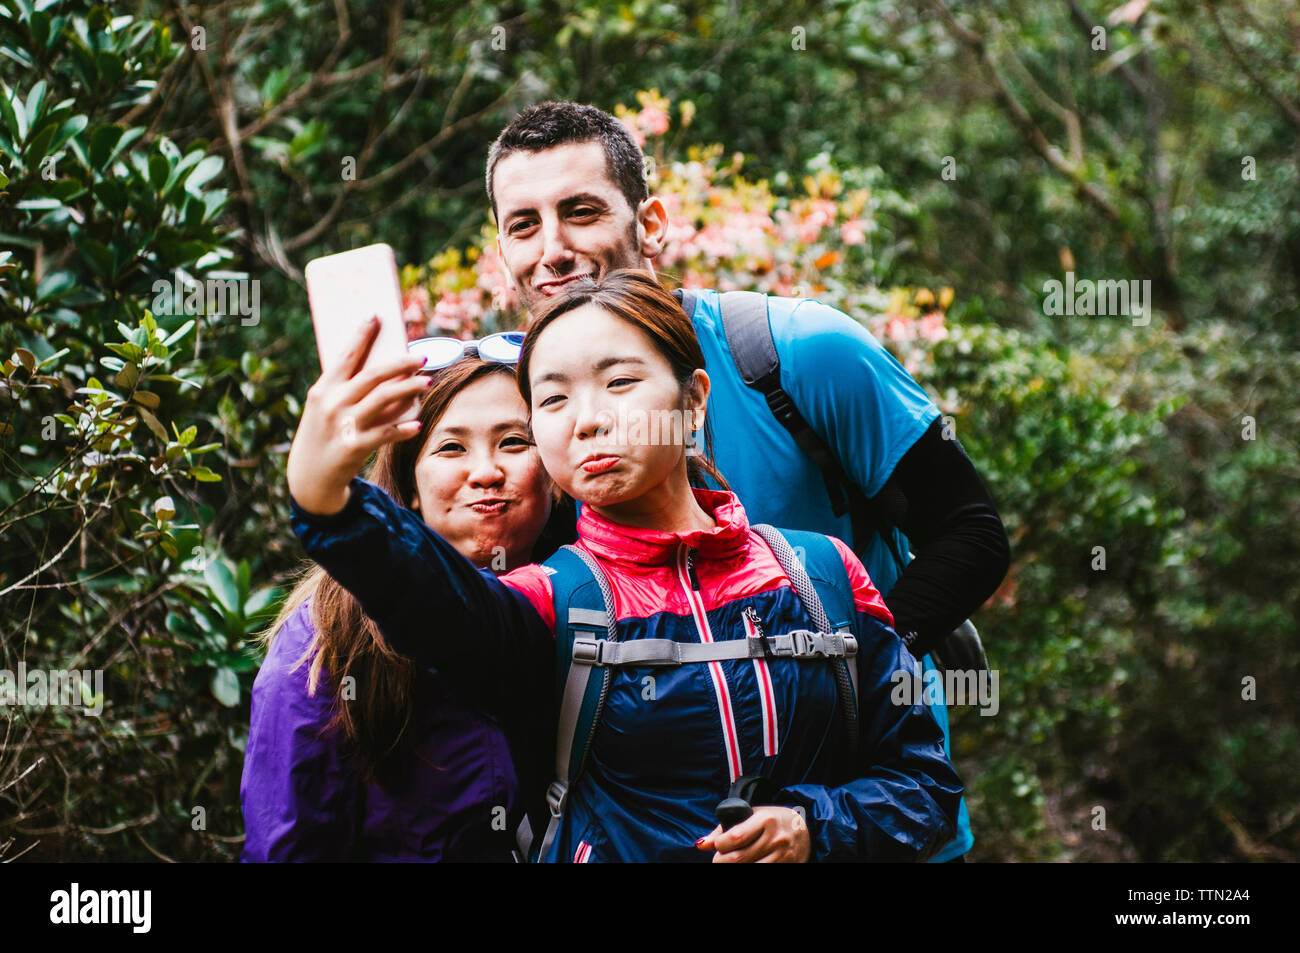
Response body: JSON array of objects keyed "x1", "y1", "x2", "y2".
[{"x1": 1208, "y1": 1, "x2": 1300, "y2": 130}]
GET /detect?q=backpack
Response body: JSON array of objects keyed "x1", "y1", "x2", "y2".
[
  {"x1": 672, "y1": 287, "x2": 987, "y2": 672},
  {"x1": 521, "y1": 523, "x2": 862, "y2": 863}
]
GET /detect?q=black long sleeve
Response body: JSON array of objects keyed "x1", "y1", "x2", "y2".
[{"x1": 874, "y1": 418, "x2": 1011, "y2": 658}]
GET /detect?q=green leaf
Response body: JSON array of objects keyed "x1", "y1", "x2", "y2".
[
  {"x1": 165, "y1": 611, "x2": 199, "y2": 640},
  {"x1": 75, "y1": 235, "x2": 114, "y2": 280},
  {"x1": 135, "y1": 405, "x2": 168, "y2": 441},
  {"x1": 24, "y1": 120, "x2": 56, "y2": 164},
  {"x1": 88, "y1": 123, "x2": 124, "y2": 168},
  {"x1": 235, "y1": 559, "x2": 250, "y2": 610},
  {"x1": 47, "y1": 114, "x2": 87, "y2": 155},
  {"x1": 243, "y1": 585, "x2": 281, "y2": 621},
  {"x1": 35, "y1": 269, "x2": 76, "y2": 302},
  {"x1": 103, "y1": 125, "x2": 143, "y2": 168},
  {"x1": 148, "y1": 151, "x2": 169, "y2": 191},
  {"x1": 95, "y1": 49, "x2": 125, "y2": 86},
  {"x1": 189, "y1": 465, "x2": 221, "y2": 483},
  {"x1": 204, "y1": 557, "x2": 240, "y2": 614},
  {"x1": 184, "y1": 154, "x2": 223, "y2": 194},
  {"x1": 22, "y1": 79, "x2": 47, "y2": 141},
  {"x1": 161, "y1": 318, "x2": 194, "y2": 347},
  {"x1": 113, "y1": 362, "x2": 138, "y2": 390},
  {"x1": 161, "y1": 149, "x2": 203, "y2": 198},
  {"x1": 201, "y1": 189, "x2": 227, "y2": 222},
  {"x1": 94, "y1": 177, "x2": 127, "y2": 214},
  {"x1": 0, "y1": 82, "x2": 21, "y2": 143},
  {"x1": 210, "y1": 667, "x2": 240, "y2": 707},
  {"x1": 30, "y1": 11, "x2": 51, "y2": 51}
]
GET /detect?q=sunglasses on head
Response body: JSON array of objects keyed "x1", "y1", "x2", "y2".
[{"x1": 407, "y1": 331, "x2": 524, "y2": 372}]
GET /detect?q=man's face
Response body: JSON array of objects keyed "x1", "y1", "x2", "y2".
[{"x1": 493, "y1": 141, "x2": 666, "y2": 314}]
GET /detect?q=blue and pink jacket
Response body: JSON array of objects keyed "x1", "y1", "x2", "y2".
[{"x1": 292, "y1": 476, "x2": 963, "y2": 862}]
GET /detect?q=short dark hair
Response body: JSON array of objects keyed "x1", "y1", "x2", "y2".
[{"x1": 486, "y1": 101, "x2": 648, "y2": 223}]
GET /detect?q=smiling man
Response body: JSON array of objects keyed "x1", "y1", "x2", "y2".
[{"x1": 485, "y1": 101, "x2": 1010, "y2": 862}]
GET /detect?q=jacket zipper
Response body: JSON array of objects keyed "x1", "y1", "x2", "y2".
[
  {"x1": 677, "y1": 545, "x2": 743, "y2": 783},
  {"x1": 744, "y1": 606, "x2": 780, "y2": 757}
]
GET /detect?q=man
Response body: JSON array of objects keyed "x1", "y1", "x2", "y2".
[{"x1": 485, "y1": 101, "x2": 1010, "y2": 861}]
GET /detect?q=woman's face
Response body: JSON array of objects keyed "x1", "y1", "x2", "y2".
[
  {"x1": 411, "y1": 371, "x2": 552, "y2": 571},
  {"x1": 527, "y1": 302, "x2": 706, "y2": 510}
]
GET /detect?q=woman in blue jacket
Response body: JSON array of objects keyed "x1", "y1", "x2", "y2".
[
  {"x1": 287, "y1": 270, "x2": 964, "y2": 862},
  {"x1": 241, "y1": 349, "x2": 568, "y2": 861}
]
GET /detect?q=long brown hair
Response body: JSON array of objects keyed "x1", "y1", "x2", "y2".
[
  {"x1": 263, "y1": 356, "x2": 570, "y2": 789},
  {"x1": 517, "y1": 268, "x2": 730, "y2": 492}
]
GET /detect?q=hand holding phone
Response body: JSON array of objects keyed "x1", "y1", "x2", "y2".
[
  {"x1": 287, "y1": 304, "x2": 430, "y2": 517},
  {"x1": 305, "y1": 243, "x2": 411, "y2": 389}
]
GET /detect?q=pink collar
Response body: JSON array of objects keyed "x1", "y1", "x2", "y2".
[{"x1": 576, "y1": 487, "x2": 752, "y2": 566}]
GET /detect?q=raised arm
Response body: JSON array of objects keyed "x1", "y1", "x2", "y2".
[
  {"x1": 285, "y1": 316, "x2": 554, "y2": 690},
  {"x1": 290, "y1": 477, "x2": 554, "y2": 686}
]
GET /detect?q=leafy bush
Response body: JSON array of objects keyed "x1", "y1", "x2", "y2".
[{"x1": 0, "y1": 0, "x2": 281, "y2": 860}]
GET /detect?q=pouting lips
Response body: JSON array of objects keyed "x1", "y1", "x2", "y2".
[
  {"x1": 469, "y1": 499, "x2": 510, "y2": 514},
  {"x1": 580, "y1": 455, "x2": 619, "y2": 475},
  {"x1": 536, "y1": 272, "x2": 593, "y2": 295}
]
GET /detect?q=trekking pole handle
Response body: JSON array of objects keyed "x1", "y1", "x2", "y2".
[{"x1": 715, "y1": 796, "x2": 753, "y2": 831}]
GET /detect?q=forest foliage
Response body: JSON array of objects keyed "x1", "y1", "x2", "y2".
[{"x1": 1, "y1": 0, "x2": 1296, "y2": 861}]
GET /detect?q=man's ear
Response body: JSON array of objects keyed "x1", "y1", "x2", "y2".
[{"x1": 636, "y1": 195, "x2": 669, "y2": 260}]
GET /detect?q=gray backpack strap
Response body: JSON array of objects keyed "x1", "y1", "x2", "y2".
[
  {"x1": 513, "y1": 814, "x2": 532, "y2": 861},
  {"x1": 751, "y1": 523, "x2": 860, "y2": 751},
  {"x1": 717, "y1": 291, "x2": 858, "y2": 520},
  {"x1": 538, "y1": 544, "x2": 618, "y2": 863},
  {"x1": 717, "y1": 290, "x2": 781, "y2": 384}
]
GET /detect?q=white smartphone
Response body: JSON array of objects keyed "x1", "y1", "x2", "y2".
[{"x1": 304, "y1": 242, "x2": 410, "y2": 378}]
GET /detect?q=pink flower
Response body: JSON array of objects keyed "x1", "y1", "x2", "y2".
[
  {"x1": 638, "y1": 105, "x2": 670, "y2": 137},
  {"x1": 402, "y1": 287, "x2": 432, "y2": 340},
  {"x1": 918, "y1": 312, "x2": 948, "y2": 342},
  {"x1": 840, "y1": 220, "x2": 866, "y2": 246},
  {"x1": 883, "y1": 314, "x2": 914, "y2": 343},
  {"x1": 430, "y1": 291, "x2": 484, "y2": 336},
  {"x1": 405, "y1": 318, "x2": 428, "y2": 342},
  {"x1": 402, "y1": 286, "x2": 430, "y2": 323}
]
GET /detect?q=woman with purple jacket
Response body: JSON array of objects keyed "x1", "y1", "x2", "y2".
[{"x1": 240, "y1": 344, "x2": 569, "y2": 861}]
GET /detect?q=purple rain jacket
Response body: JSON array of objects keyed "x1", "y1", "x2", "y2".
[{"x1": 239, "y1": 598, "x2": 551, "y2": 862}]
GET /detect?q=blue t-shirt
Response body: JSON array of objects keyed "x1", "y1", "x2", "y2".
[{"x1": 687, "y1": 288, "x2": 973, "y2": 861}]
